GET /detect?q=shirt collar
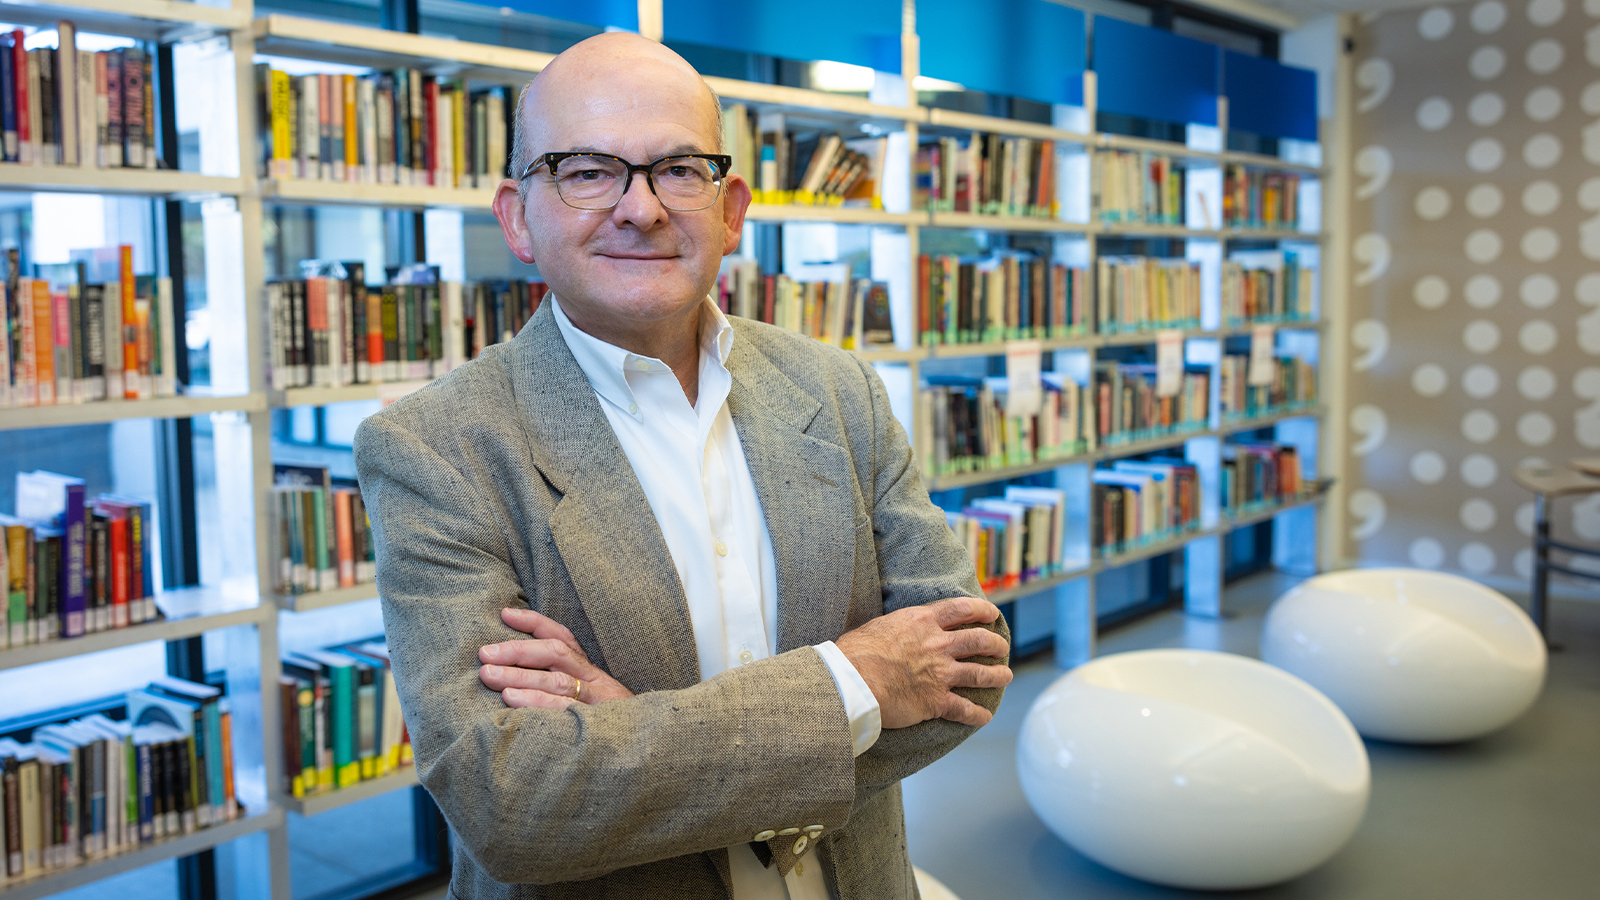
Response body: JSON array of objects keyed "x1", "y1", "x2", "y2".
[{"x1": 550, "y1": 294, "x2": 734, "y2": 417}]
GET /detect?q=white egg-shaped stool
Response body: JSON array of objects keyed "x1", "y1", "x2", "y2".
[
  {"x1": 1261, "y1": 568, "x2": 1546, "y2": 743},
  {"x1": 1017, "y1": 649, "x2": 1369, "y2": 890}
]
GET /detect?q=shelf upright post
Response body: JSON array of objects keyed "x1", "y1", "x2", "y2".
[
  {"x1": 226, "y1": 5, "x2": 292, "y2": 899},
  {"x1": 1321, "y1": 15, "x2": 1355, "y2": 572},
  {"x1": 637, "y1": 0, "x2": 663, "y2": 42},
  {"x1": 900, "y1": 0, "x2": 923, "y2": 476}
]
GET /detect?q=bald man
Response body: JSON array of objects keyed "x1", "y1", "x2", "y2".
[{"x1": 353, "y1": 32, "x2": 1011, "y2": 900}]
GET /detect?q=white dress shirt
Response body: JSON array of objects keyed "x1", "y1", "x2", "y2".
[{"x1": 551, "y1": 295, "x2": 882, "y2": 899}]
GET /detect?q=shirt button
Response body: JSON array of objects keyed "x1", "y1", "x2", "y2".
[
  {"x1": 739, "y1": 650, "x2": 755, "y2": 665},
  {"x1": 634, "y1": 360, "x2": 649, "y2": 371},
  {"x1": 715, "y1": 541, "x2": 728, "y2": 556},
  {"x1": 795, "y1": 861, "x2": 805, "y2": 876},
  {"x1": 627, "y1": 403, "x2": 638, "y2": 414},
  {"x1": 792, "y1": 835, "x2": 809, "y2": 855},
  {"x1": 753, "y1": 830, "x2": 775, "y2": 841},
  {"x1": 778, "y1": 827, "x2": 799, "y2": 836}
]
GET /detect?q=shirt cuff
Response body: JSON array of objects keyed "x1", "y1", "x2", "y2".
[{"x1": 812, "y1": 640, "x2": 882, "y2": 757}]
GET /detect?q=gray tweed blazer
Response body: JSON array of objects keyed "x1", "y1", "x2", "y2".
[{"x1": 352, "y1": 301, "x2": 1006, "y2": 899}]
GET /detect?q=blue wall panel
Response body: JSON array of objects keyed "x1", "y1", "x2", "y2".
[
  {"x1": 1222, "y1": 51, "x2": 1318, "y2": 141},
  {"x1": 490, "y1": 0, "x2": 638, "y2": 31},
  {"x1": 1092, "y1": 17, "x2": 1218, "y2": 126},
  {"x1": 918, "y1": 0, "x2": 1084, "y2": 106},
  {"x1": 664, "y1": 0, "x2": 902, "y2": 72}
]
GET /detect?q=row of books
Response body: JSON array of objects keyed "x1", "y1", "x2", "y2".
[
  {"x1": 1218, "y1": 354, "x2": 1317, "y2": 421},
  {"x1": 1096, "y1": 256, "x2": 1203, "y2": 334},
  {"x1": 1094, "y1": 361, "x2": 1212, "y2": 446},
  {"x1": 915, "y1": 134, "x2": 1058, "y2": 218},
  {"x1": 723, "y1": 105, "x2": 887, "y2": 207},
  {"x1": 3, "y1": 470, "x2": 158, "y2": 650},
  {"x1": 0, "y1": 677, "x2": 239, "y2": 882},
  {"x1": 715, "y1": 259, "x2": 892, "y2": 351},
  {"x1": 256, "y1": 64, "x2": 511, "y2": 188},
  {"x1": 1222, "y1": 442, "x2": 1309, "y2": 515},
  {"x1": 1222, "y1": 251, "x2": 1316, "y2": 325},
  {"x1": 0, "y1": 24, "x2": 157, "y2": 170},
  {"x1": 917, "y1": 375, "x2": 1095, "y2": 479},
  {"x1": 1, "y1": 246, "x2": 178, "y2": 408},
  {"x1": 1092, "y1": 457, "x2": 1202, "y2": 556},
  {"x1": 916, "y1": 253, "x2": 1090, "y2": 346},
  {"x1": 266, "y1": 262, "x2": 549, "y2": 389},
  {"x1": 279, "y1": 640, "x2": 412, "y2": 798},
  {"x1": 1095, "y1": 150, "x2": 1187, "y2": 226},
  {"x1": 271, "y1": 464, "x2": 373, "y2": 598},
  {"x1": 946, "y1": 486, "x2": 1067, "y2": 593},
  {"x1": 1223, "y1": 165, "x2": 1302, "y2": 231}
]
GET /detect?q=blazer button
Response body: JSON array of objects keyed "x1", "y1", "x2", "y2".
[
  {"x1": 804, "y1": 825, "x2": 824, "y2": 836},
  {"x1": 753, "y1": 830, "x2": 775, "y2": 841},
  {"x1": 792, "y1": 835, "x2": 809, "y2": 856},
  {"x1": 778, "y1": 827, "x2": 799, "y2": 836}
]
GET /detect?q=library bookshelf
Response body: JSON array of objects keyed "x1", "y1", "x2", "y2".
[{"x1": 0, "y1": 2, "x2": 1335, "y2": 899}]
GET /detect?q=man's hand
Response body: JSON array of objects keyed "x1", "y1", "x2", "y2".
[
  {"x1": 478, "y1": 608, "x2": 635, "y2": 709},
  {"x1": 835, "y1": 597, "x2": 1012, "y2": 729}
]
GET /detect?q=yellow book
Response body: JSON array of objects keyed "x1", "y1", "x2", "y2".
[
  {"x1": 452, "y1": 85, "x2": 466, "y2": 189},
  {"x1": 271, "y1": 69, "x2": 292, "y2": 178},
  {"x1": 337, "y1": 760, "x2": 361, "y2": 788},
  {"x1": 343, "y1": 74, "x2": 357, "y2": 175}
]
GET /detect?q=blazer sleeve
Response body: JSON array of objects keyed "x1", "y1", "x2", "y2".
[
  {"x1": 842, "y1": 356, "x2": 1010, "y2": 819},
  {"x1": 355, "y1": 413, "x2": 863, "y2": 885}
]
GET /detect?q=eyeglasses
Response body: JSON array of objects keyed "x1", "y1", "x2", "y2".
[{"x1": 521, "y1": 152, "x2": 734, "y2": 211}]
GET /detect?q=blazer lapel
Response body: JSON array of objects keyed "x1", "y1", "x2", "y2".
[
  {"x1": 507, "y1": 303, "x2": 702, "y2": 693},
  {"x1": 726, "y1": 330, "x2": 858, "y2": 654}
]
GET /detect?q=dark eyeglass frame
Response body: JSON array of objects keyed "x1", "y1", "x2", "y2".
[{"x1": 519, "y1": 151, "x2": 735, "y2": 211}]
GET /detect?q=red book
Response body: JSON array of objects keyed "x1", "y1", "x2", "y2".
[
  {"x1": 423, "y1": 77, "x2": 438, "y2": 186},
  {"x1": 12, "y1": 29, "x2": 27, "y2": 154},
  {"x1": 365, "y1": 289, "x2": 383, "y2": 369},
  {"x1": 333, "y1": 490, "x2": 354, "y2": 588},
  {"x1": 98, "y1": 503, "x2": 130, "y2": 628}
]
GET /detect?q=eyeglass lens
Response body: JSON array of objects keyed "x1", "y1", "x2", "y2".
[{"x1": 553, "y1": 155, "x2": 723, "y2": 210}]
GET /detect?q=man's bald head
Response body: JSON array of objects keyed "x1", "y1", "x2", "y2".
[{"x1": 509, "y1": 33, "x2": 722, "y2": 190}]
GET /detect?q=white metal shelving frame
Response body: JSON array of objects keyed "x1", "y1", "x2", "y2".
[{"x1": 0, "y1": 1, "x2": 1337, "y2": 897}]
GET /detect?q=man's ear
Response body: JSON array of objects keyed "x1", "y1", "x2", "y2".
[
  {"x1": 720, "y1": 174, "x2": 752, "y2": 257},
  {"x1": 493, "y1": 180, "x2": 538, "y2": 264}
]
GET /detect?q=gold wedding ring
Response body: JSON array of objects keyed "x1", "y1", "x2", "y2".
[{"x1": 573, "y1": 679, "x2": 582, "y2": 701}]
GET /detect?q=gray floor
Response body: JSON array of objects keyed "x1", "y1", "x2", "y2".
[{"x1": 903, "y1": 572, "x2": 1600, "y2": 900}]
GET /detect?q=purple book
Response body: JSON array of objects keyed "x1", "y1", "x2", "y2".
[{"x1": 15, "y1": 470, "x2": 88, "y2": 637}]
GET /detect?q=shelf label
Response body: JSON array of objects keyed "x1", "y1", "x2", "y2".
[
  {"x1": 1005, "y1": 339, "x2": 1044, "y2": 418},
  {"x1": 1156, "y1": 329, "x2": 1184, "y2": 398},
  {"x1": 1249, "y1": 325, "x2": 1277, "y2": 387}
]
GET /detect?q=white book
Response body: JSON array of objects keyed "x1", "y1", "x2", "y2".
[
  {"x1": 300, "y1": 73, "x2": 318, "y2": 179},
  {"x1": 267, "y1": 283, "x2": 286, "y2": 390},
  {"x1": 358, "y1": 77, "x2": 377, "y2": 184},
  {"x1": 26, "y1": 52, "x2": 43, "y2": 167},
  {"x1": 441, "y1": 280, "x2": 464, "y2": 374},
  {"x1": 376, "y1": 84, "x2": 394, "y2": 185},
  {"x1": 57, "y1": 21, "x2": 79, "y2": 166},
  {"x1": 78, "y1": 49, "x2": 96, "y2": 171},
  {"x1": 157, "y1": 278, "x2": 177, "y2": 397},
  {"x1": 435, "y1": 90, "x2": 452, "y2": 188}
]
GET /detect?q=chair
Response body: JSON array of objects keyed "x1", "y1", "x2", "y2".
[
  {"x1": 1261, "y1": 568, "x2": 1545, "y2": 742},
  {"x1": 1016, "y1": 649, "x2": 1369, "y2": 890},
  {"x1": 1517, "y1": 460, "x2": 1600, "y2": 640}
]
